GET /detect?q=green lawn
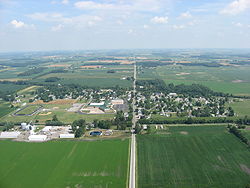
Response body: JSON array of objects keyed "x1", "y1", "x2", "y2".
[
  {"x1": 0, "y1": 139, "x2": 129, "y2": 188},
  {"x1": 137, "y1": 126, "x2": 250, "y2": 188}
]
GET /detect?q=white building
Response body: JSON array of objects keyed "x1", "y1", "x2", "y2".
[
  {"x1": 89, "y1": 102, "x2": 105, "y2": 106},
  {"x1": 59, "y1": 134, "x2": 75, "y2": 138},
  {"x1": 28, "y1": 135, "x2": 47, "y2": 142},
  {"x1": 0, "y1": 132, "x2": 20, "y2": 138},
  {"x1": 111, "y1": 99, "x2": 124, "y2": 105}
]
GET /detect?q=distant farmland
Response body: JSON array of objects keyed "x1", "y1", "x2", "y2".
[
  {"x1": 137, "y1": 126, "x2": 250, "y2": 188},
  {"x1": 0, "y1": 139, "x2": 129, "y2": 188}
]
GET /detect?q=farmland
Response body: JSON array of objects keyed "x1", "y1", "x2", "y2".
[
  {"x1": 0, "y1": 102, "x2": 14, "y2": 118},
  {"x1": 2, "y1": 104, "x2": 115, "y2": 123},
  {"x1": 227, "y1": 99, "x2": 250, "y2": 117},
  {"x1": 0, "y1": 139, "x2": 129, "y2": 188},
  {"x1": 137, "y1": 126, "x2": 250, "y2": 188},
  {"x1": 138, "y1": 65, "x2": 250, "y2": 95}
]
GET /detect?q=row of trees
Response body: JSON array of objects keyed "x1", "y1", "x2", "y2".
[
  {"x1": 228, "y1": 124, "x2": 249, "y2": 146},
  {"x1": 139, "y1": 116, "x2": 250, "y2": 125},
  {"x1": 136, "y1": 79, "x2": 229, "y2": 97}
]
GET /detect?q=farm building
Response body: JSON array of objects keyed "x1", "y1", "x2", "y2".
[
  {"x1": 0, "y1": 132, "x2": 20, "y2": 138},
  {"x1": 28, "y1": 135, "x2": 47, "y2": 142},
  {"x1": 21, "y1": 123, "x2": 32, "y2": 130},
  {"x1": 59, "y1": 134, "x2": 75, "y2": 138},
  {"x1": 89, "y1": 102, "x2": 105, "y2": 107}
]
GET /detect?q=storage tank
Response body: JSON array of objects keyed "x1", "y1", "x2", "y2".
[{"x1": 21, "y1": 123, "x2": 27, "y2": 130}]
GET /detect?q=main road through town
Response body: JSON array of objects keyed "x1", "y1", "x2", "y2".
[{"x1": 129, "y1": 61, "x2": 137, "y2": 188}]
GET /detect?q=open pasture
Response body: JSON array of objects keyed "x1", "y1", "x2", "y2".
[
  {"x1": 138, "y1": 65, "x2": 250, "y2": 95},
  {"x1": 0, "y1": 139, "x2": 129, "y2": 188},
  {"x1": 137, "y1": 126, "x2": 250, "y2": 188}
]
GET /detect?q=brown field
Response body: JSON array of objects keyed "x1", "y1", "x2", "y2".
[
  {"x1": 32, "y1": 99, "x2": 77, "y2": 105},
  {"x1": 47, "y1": 64, "x2": 71, "y2": 68}
]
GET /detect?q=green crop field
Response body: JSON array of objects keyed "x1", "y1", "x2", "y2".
[
  {"x1": 0, "y1": 139, "x2": 129, "y2": 188},
  {"x1": 15, "y1": 105, "x2": 42, "y2": 115},
  {"x1": 138, "y1": 65, "x2": 250, "y2": 95},
  {"x1": 227, "y1": 99, "x2": 250, "y2": 117},
  {"x1": 32, "y1": 68, "x2": 133, "y2": 88},
  {"x1": 137, "y1": 126, "x2": 250, "y2": 188},
  {"x1": 0, "y1": 83, "x2": 27, "y2": 93},
  {"x1": 0, "y1": 102, "x2": 14, "y2": 118}
]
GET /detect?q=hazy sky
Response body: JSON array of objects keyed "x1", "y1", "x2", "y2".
[{"x1": 0, "y1": 0, "x2": 250, "y2": 52}]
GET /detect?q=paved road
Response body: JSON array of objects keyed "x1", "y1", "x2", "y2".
[{"x1": 129, "y1": 61, "x2": 137, "y2": 188}]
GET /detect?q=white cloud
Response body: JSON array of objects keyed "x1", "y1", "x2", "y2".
[
  {"x1": 233, "y1": 22, "x2": 243, "y2": 27},
  {"x1": 28, "y1": 12, "x2": 102, "y2": 28},
  {"x1": 51, "y1": 24, "x2": 63, "y2": 31},
  {"x1": 173, "y1": 24, "x2": 185, "y2": 30},
  {"x1": 61, "y1": 0, "x2": 69, "y2": 4},
  {"x1": 74, "y1": 0, "x2": 163, "y2": 12},
  {"x1": 117, "y1": 20, "x2": 123, "y2": 25},
  {"x1": 128, "y1": 29, "x2": 133, "y2": 34},
  {"x1": 143, "y1": 24, "x2": 149, "y2": 29},
  {"x1": 179, "y1": 11, "x2": 192, "y2": 19},
  {"x1": 220, "y1": 0, "x2": 250, "y2": 15},
  {"x1": 74, "y1": 1, "x2": 114, "y2": 10},
  {"x1": 10, "y1": 20, "x2": 25, "y2": 28},
  {"x1": 151, "y1": 16, "x2": 168, "y2": 24}
]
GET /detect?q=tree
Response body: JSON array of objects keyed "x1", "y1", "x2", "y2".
[
  {"x1": 75, "y1": 127, "x2": 84, "y2": 138},
  {"x1": 134, "y1": 124, "x2": 142, "y2": 134},
  {"x1": 52, "y1": 115, "x2": 59, "y2": 122}
]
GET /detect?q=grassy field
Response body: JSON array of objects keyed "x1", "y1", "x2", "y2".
[
  {"x1": 138, "y1": 65, "x2": 250, "y2": 95},
  {"x1": 0, "y1": 139, "x2": 129, "y2": 188},
  {"x1": 227, "y1": 99, "x2": 250, "y2": 117},
  {"x1": 15, "y1": 105, "x2": 42, "y2": 115},
  {"x1": 1, "y1": 104, "x2": 115, "y2": 123},
  {"x1": 137, "y1": 126, "x2": 250, "y2": 188}
]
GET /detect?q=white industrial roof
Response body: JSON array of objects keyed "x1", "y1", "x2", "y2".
[
  {"x1": 28, "y1": 135, "x2": 47, "y2": 141},
  {"x1": 59, "y1": 134, "x2": 75, "y2": 138},
  {"x1": 90, "y1": 102, "x2": 105, "y2": 106},
  {"x1": 0, "y1": 132, "x2": 20, "y2": 138}
]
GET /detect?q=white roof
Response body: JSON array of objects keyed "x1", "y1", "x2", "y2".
[
  {"x1": 0, "y1": 132, "x2": 20, "y2": 138},
  {"x1": 59, "y1": 134, "x2": 75, "y2": 138},
  {"x1": 90, "y1": 102, "x2": 105, "y2": 106},
  {"x1": 28, "y1": 135, "x2": 47, "y2": 141},
  {"x1": 42, "y1": 126, "x2": 52, "y2": 132}
]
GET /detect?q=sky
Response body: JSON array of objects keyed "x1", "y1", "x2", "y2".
[{"x1": 0, "y1": 0, "x2": 250, "y2": 52}]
